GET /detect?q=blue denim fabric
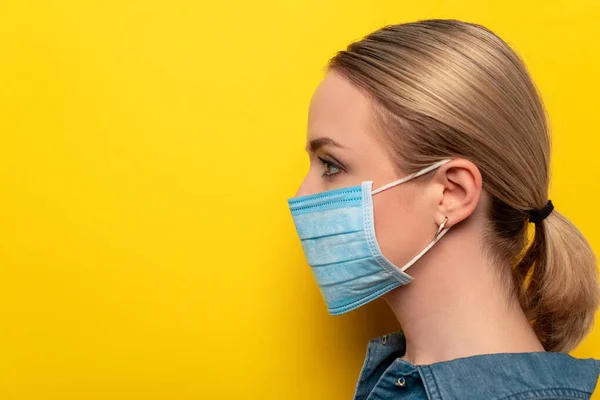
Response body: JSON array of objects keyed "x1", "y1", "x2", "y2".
[{"x1": 353, "y1": 330, "x2": 600, "y2": 400}]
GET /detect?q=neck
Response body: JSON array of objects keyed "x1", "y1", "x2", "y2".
[{"x1": 382, "y1": 227, "x2": 545, "y2": 366}]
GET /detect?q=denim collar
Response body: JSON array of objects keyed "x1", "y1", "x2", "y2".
[{"x1": 353, "y1": 329, "x2": 600, "y2": 400}]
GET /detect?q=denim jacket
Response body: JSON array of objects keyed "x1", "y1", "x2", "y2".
[{"x1": 353, "y1": 330, "x2": 600, "y2": 400}]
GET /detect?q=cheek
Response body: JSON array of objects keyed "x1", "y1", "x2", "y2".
[{"x1": 372, "y1": 192, "x2": 432, "y2": 268}]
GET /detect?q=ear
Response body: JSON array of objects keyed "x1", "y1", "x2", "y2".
[{"x1": 430, "y1": 159, "x2": 482, "y2": 229}]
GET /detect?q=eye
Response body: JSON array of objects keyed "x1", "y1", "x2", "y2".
[{"x1": 318, "y1": 156, "x2": 341, "y2": 178}]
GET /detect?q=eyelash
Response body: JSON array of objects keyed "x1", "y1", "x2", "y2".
[{"x1": 317, "y1": 156, "x2": 342, "y2": 180}]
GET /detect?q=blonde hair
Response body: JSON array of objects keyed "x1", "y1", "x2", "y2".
[{"x1": 328, "y1": 19, "x2": 599, "y2": 352}]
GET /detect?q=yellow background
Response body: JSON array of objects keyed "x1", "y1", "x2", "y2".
[{"x1": 0, "y1": 1, "x2": 598, "y2": 399}]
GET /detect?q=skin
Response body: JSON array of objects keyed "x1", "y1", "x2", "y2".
[{"x1": 295, "y1": 70, "x2": 544, "y2": 366}]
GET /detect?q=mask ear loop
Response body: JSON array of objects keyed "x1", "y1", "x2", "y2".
[
  {"x1": 398, "y1": 216, "x2": 450, "y2": 273},
  {"x1": 371, "y1": 159, "x2": 451, "y2": 195}
]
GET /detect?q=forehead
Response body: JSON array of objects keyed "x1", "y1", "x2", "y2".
[{"x1": 307, "y1": 71, "x2": 376, "y2": 147}]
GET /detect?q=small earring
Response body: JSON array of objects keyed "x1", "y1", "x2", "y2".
[
  {"x1": 440, "y1": 216, "x2": 448, "y2": 229},
  {"x1": 435, "y1": 216, "x2": 449, "y2": 238}
]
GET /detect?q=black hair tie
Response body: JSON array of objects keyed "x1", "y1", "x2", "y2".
[{"x1": 527, "y1": 200, "x2": 554, "y2": 224}]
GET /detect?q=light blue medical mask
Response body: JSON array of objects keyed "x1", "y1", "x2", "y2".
[{"x1": 287, "y1": 159, "x2": 451, "y2": 315}]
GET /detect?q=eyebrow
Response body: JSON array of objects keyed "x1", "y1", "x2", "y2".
[{"x1": 305, "y1": 137, "x2": 347, "y2": 153}]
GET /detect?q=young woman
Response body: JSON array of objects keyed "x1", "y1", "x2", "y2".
[{"x1": 287, "y1": 19, "x2": 600, "y2": 399}]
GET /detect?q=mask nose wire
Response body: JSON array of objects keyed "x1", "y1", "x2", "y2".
[{"x1": 371, "y1": 159, "x2": 451, "y2": 195}]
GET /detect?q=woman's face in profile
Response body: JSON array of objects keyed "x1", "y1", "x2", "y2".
[{"x1": 294, "y1": 71, "x2": 440, "y2": 279}]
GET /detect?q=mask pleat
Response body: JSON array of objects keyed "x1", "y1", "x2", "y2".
[
  {"x1": 291, "y1": 206, "x2": 363, "y2": 240},
  {"x1": 301, "y1": 230, "x2": 369, "y2": 266}
]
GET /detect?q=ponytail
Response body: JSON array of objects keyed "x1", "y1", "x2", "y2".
[{"x1": 513, "y1": 211, "x2": 600, "y2": 352}]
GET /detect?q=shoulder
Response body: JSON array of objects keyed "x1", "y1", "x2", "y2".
[
  {"x1": 419, "y1": 352, "x2": 600, "y2": 399},
  {"x1": 356, "y1": 332, "x2": 599, "y2": 400}
]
